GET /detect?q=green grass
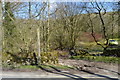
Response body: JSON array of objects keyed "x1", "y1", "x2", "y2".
[
  {"x1": 2, "y1": 63, "x2": 15, "y2": 69},
  {"x1": 48, "y1": 65, "x2": 74, "y2": 69},
  {"x1": 18, "y1": 65, "x2": 38, "y2": 69},
  {"x1": 16, "y1": 64, "x2": 74, "y2": 70},
  {"x1": 69, "y1": 56, "x2": 120, "y2": 64}
]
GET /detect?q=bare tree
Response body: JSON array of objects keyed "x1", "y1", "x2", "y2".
[
  {"x1": 52, "y1": 2, "x2": 86, "y2": 50},
  {"x1": 85, "y1": 2, "x2": 118, "y2": 51}
]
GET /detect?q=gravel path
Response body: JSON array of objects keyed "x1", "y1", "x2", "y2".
[
  {"x1": 59, "y1": 58, "x2": 119, "y2": 77},
  {"x1": 1, "y1": 59, "x2": 119, "y2": 79}
]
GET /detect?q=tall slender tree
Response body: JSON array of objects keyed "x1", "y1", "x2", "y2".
[
  {"x1": 3, "y1": 2, "x2": 16, "y2": 53},
  {"x1": 0, "y1": 1, "x2": 3, "y2": 66},
  {"x1": 118, "y1": 2, "x2": 120, "y2": 38}
]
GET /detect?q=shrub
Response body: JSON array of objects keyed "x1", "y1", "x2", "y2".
[
  {"x1": 57, "y1": 51, "x2": 69, "y2": 58},
  {"x1": 2, "y1": 50, "x2": 59, "y2": 66},
  {"x1": 40, "y1": 51, "x2": 58, "y2": 64},
  {"x1": 102, "y1": 49, "x2": 120, "y2": 57},
  {"x1": 70, "y1": 49, "x2": 90, "y2": 56},
  {"x1": 2, "y1": 52, "x2": 34, "y2": 66}
]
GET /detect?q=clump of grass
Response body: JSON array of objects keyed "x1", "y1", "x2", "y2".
[
  {"x1": 16, "y1": 64, "x2": 74, "y2": 70},
  {"x1": 48, "y1": 65, "x2": 74, "y2": 69},
  {"x1": 2, "y1": 63, "x2": 15, "y2": 70},
  {"x1": 18, "y1": 65, "x2": 38, "y2": 69},
  {"x1": 69, "y1": 56, "x2": 119, "y2": 64}
]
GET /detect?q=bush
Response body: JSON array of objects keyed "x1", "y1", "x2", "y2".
[
  {"x1": 3, "y1": 51, "x2": 34, "y2": 65},
  {"x1": 40, "y1": 51, "x2": 58, "y2": 64},
  {"x1": 57, "y1": 51, "x2": 69, "y2": 58},
  {"x1": 2, "y1": 50, "x2": 59, "y2": 66},
  {"x1": 102, "y1": 49, "x2": 120, "y2": 57},
  {"x1": 70, "y1": 49, "x2": 90, "y2": 56}
]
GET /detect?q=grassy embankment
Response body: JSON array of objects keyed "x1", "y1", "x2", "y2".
[
  {"x1": 69, "y1": 56, "x2": 119, "y2": 64},
  {"x1": 2, "y1": 63, "x2": 74, "y2": 70}
]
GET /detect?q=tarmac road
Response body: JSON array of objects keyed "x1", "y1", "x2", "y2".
[{"x1": 1, "y1": 71, "x2": 119, "y2": 80}]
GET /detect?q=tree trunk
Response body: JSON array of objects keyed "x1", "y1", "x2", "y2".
[
  {"x1": 0, "y1": 1, "x2": 3, "y2": 72},
  {"x1": 118, "y1": 2, "x2": 120, "y2": 38},
  {"x1": 28, "y1": 2, "x2": 32, "y2": 19},
  {"x1": 33, "y1": 52, "x2": 38, "y2": 65},
  {"x1": 37, "y1": 28, "x2": 40, "y2": 64},
  {"x1": 46, "y1": 1, "x2": 50, "y2": 51}
]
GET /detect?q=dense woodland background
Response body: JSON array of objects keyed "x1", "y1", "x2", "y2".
[{"x1": 0, "y1": 2, "x2": 119, "y2": 66}]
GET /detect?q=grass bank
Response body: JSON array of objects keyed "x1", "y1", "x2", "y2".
[
  {"x1": 69, "y1": 56, "x2": 120, "y2": 64},
  {"x1": 2, "y1": 63, "x2": 74, "y2": 71}
]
